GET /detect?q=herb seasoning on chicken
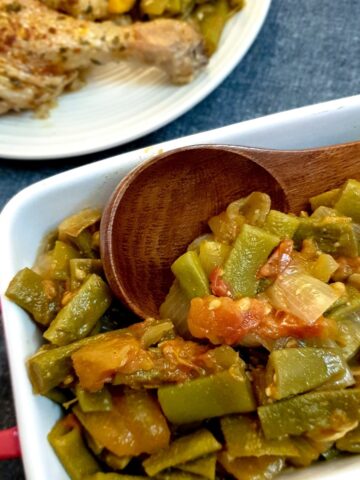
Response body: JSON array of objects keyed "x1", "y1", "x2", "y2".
[{"x1": 0, "y1": 0, "x2": 208, "y2": 115}]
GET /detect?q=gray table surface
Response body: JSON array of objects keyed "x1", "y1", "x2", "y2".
[{"x1": 1, "y1": 0, "x2": 360, "y2": 478}]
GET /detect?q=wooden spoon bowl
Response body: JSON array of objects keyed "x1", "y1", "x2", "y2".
[{"x1": 100, "y1": 141, "x2": 360, "y2": 319}]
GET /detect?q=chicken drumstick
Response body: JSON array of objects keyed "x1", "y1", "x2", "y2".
[{"x1": 0, "y1": 0, "x2": 207, "y2": 115}]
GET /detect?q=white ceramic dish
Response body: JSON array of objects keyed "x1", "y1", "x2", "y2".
[
  {"x1": 2, "y1": 95, "x2": 360, "y2": 480},
  {"x1": 0, "y1": 0, "x2": 271, "y2": 161}
]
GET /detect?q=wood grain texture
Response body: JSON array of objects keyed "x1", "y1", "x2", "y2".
[
  {"x1": 100, "y1": 141, "x2": 360, "y2": 319},
  {"x1": 231, "y1": 141, "x2": 360, "y2": 213}
]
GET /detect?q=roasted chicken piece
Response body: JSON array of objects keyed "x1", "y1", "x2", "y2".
[{"x1": 0, "y1": 0, "x2": 207, "y2": 115}]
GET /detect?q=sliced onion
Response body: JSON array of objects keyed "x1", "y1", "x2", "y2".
[{"x1": 266, "y1": 272, "x2": 341, "y2": 324}]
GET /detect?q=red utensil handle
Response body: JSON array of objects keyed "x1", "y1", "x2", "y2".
[{"x1": 0, "y1": 426, "x2": 21, "y2": 460}]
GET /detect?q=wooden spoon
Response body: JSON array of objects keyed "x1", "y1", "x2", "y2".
[{"x1": 100, "y1": 141, "x2": 360, "y2": 319}]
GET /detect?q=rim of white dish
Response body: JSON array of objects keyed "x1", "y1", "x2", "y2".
[
  {"x1": 2, "y1": 93, "x2": 360, "y2": 480},
  {"x1": 0, "y1": 0, "x2": 271, "y2": 160}
]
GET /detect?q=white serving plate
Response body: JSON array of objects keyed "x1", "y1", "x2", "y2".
[
  {"x1": 1, "y1": 95, "x2": 360, "y2": 480},
  {"x1": 0, "y1": 0, "x2": 271, "y2": 160}
]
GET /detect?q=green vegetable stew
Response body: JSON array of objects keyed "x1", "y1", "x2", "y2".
[{"x1": 6, "y1": 179, "x2": 360, "y2": 480}]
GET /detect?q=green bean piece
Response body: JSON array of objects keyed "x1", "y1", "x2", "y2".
[
  {"x1": 158, "y1": 473, "x2": 207, "y2": 480},
  {"x1": 227, "y1": 192, "x2": 271, "y2": 227},
  {"x1": 320, "y1": 447, "x2": 341, "y2": 460},
  {"x1": 85, "y1": 430, "x2": 104, "y2": 455},
  {"x1": 310, "y1": 188, "x2": 340, "y2": 210},
  {"x1": 171, "y1": 251, "x2": 210, "y2": 299},
  {"x1": 218, "y1": 452, "x2": 285, "y2": 480},
  {"x1": 208, "y1": 209, "x2": 245, "y2": 244},
  {"x1": 327, "y1": 285, "x2": 360, "y2": 321},
  {"x1": 84, "y1": 474, "x2": 147, "y2": 480},
  {"x1": 265, "y1": 348, "x2": 352, "y2": 400},
  {"x1": 318, "y1": 362, "x2": 354, "y2": 391},
  {"x1": 48, "y1": 414, "x2": 99, "y2": 480},
  {"x1": 194, "y1": 0, "x2": 229, "y2": 56},
  {"x1": 324, "y1": 287, "x2": 349, "y2": 312},
  {"x1": 208, "y1": 344, "x2": 241, "y2": 368},
  {"x1": 198, "y1": 240, "x2": 231, "y2": 277},
  {"x1": 28, "y1": 343, "x2": 77, "y2": 393},
  {"x1": 142, "y1": 429, "x2": 221, "y2": 476},
  {"x1": 28, "y1": 329, "x2": 125, "y2": 394},
  {"x1": 70, "y1": 259, "x2": 103, "y2": 290},
  {"x1": 230, "y1": 0, "x2": 245, "y2": 7},
  {"x1": 73, "y1": 229, "x2": 97, "y2": 257},
  {"x1": 252, "y1": 197, "x2": 274, "y2": 225},
  {"x1": 336, "y1": 424, "x2": 360, "y2": 453},
  {"x1": 288, "y1": 437, "x2": 320, "y2": 467},
  {"x1": 158, "y1": 364, "x2": 256, "y2": 424},
  {"x1": 76, "y1": 385, "x2": 112, "y2": 412},
  {"x1": 169, "y1": 0, "x2": 185, "y2": 14},
  {"x1": 140, "y1": 0, "x2": 168, "y2": 15},
  {"x1": 258, "y1": 389, "x2": 360, "y2": 439},
  {"x1": 326, "y1": 287, "x2": 360, "y2": 358},
  {"x1": 45, "y1": 387, "x2": 70, "y2": 404},
  {"x1": 263, "y1": 210, "x2": 300, "y2": 239},
  {"x1": 5, "y1": 267, "x2": 60, "y2": 326},
  {"x1": 221, "y1": 415, "x2": 299, "y2": 457},
  {"x1": 187, "y1": 234, "x2": 214, "y2": 254},
  {"x1": 119, "y1": 345, "x2": 239, "y2": 389},
  {"x1": 140, "y1": 319, "x2": 175, "y2": 348},
  {"x1": 159, "y1": 280, "x2": 190, "y2": 337},
  {"x1": 111, "y1": 326, "x2": 211, "y2": 388},
  {"x1": 311, "y1": 253, "x2": 339, "y2": 282},
  {"x1": 112, "y1": 345, "x2": 241, "y2": 390},
  {"x1": 92, "y1": 231, "x2": 100, "y2": 251},
  {"x1": 58, "y1": 208, "x2": 101, "y2": 241},
  {"x1": 223, "y1": 224, "x2": 280, "y2": 297},
  {"x1": 102, "y1": 451, "x2": 131, "y2": 471},
  {"x1": 89, "y1": 321, "x2": 102, "y2": 336},
  {"x1": 44, "y1": 274, "x2": 112, "y2": 346},
  {"x1": 50, "y1": 241, "x2": 80, "y2": 280},
  {"x1": 286, "y1": 337, "x2": 339, "y2": 350},
  {"x1": 334, "y1": 179, "x2": 360, "y2": 223},
  {"x1": 336, "y1": 319, "x2": 360, "y2": 359},
  {"x1": 310, "y1": 206, "x2": 339, "y2": 219},
  {"x1": 348, "y1": 273, "x2": 360, "y2": 290},
  {"x1": 176, "y1": 454, "x2": 216, "y2": 480},
  {"x1": 112, "y1": 364, "x2": 177, "y2": 388},
  {"x1": 294, "y1": 216, "x2": 358, "y2": 257}
]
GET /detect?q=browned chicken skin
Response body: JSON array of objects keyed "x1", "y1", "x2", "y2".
[{"x1": 0, "y1": 0, "x2": 207, "y2": 115}]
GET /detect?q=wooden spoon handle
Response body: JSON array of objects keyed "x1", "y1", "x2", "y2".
[{"x1": 229, "y1": 141, "x2": 360, "y2": 212}]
